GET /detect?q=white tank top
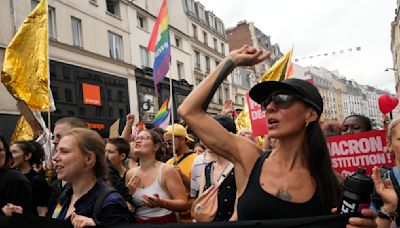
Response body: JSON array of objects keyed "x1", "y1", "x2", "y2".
[{"x1": 132, "y1": 163, "x2": 173, "y2": 218}]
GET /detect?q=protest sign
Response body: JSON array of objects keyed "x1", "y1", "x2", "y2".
[
  {"x1": 246, "y1": 92, "x2": 268, "y2": 136},
  {"x1": 327, "y1": 130, "x2": 394, "y2": 176}
]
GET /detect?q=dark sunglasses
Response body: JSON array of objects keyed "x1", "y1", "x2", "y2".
[{"x1": 261, "y1": 93, "x2": 306, "y2": 110}]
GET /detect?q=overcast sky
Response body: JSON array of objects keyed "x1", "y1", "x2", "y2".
[{"x1": 199, "y1": 0, "x2": 397, "y2": 93}]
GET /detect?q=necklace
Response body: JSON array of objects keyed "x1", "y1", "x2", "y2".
[{"x1": 276, "y1": 189, "x2": 292, "y2": 201}]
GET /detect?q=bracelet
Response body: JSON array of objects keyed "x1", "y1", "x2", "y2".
[
  {"x1": 127, "y1": 123, "x2": 133, "y2": 127},
  {"x1": 378, "y1": 208, "x2": 398, "y2": 221}
]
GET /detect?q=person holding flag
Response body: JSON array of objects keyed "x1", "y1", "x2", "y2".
[{"x1": 178, "y1": 45, "x2": 377, "y2": 227}]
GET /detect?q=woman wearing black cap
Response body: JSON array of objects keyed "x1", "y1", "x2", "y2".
[{"x1": 178, "y1": 45, "x2": 376, "y2": 227}]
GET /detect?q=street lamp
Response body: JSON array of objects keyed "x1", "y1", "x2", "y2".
[{"x1": 385, "y1": 68, "x2": 398, "y2": 72}]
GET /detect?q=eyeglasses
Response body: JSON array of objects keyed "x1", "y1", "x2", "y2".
[
  {"x1": 261, "y1": 93, "x2": 303, "y2": 110},
  {"x1": 136, "y1": 136, "x2": 152, "y2": 141}
]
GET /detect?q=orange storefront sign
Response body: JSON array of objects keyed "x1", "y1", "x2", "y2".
[{"x1": 82, "y1": 83, "x2": 101, "y2": 106}]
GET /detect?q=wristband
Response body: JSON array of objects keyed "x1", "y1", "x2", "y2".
[
  {"x1": 378, "y1": 208, "x2": 398, "y2": 221},
  {"x1": 201, "y1": 59, "x2": 236, "y2": 111}
]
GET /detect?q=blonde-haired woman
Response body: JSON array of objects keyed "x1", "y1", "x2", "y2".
[{"x1": 52, "y1": 128, "x2": 129, "y2": 227}]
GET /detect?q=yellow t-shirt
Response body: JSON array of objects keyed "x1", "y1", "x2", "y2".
[{"x1": 167, "y1": 151, "x2": 197, "y2": 222}]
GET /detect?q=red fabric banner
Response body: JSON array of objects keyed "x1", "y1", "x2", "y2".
[
  {"x1": 327, "y1": 130, "x2": 394, "y2": 176},
  {"x1": 246, "y1": 92, "x2": 268, "y2": 136}
]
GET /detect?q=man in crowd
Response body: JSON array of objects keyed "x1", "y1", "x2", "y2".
[{"x1": 164, "y1": 124, "x2": 197, "y2": 222}]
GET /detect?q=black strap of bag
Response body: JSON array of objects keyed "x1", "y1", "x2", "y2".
[
  {"x1": 174, "y1": 151, "x2": 194, "y2": 166},
  {"x1": 92, "y1": 185, "x2": 117, "y2": 225}
]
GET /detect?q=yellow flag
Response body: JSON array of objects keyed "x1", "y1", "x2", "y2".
[
  {"x1": 1, "y1": 0, "x2": 49, "y2": 111},
  {"x1": 260, "y1": 47, "x2": 294, "y2": 82},
  {"x1": 235, "y1": 103, "x2": 252, "y2": 130},
  {"x1": 11, "y1": 115, "x2": 35, "y2": 144}
]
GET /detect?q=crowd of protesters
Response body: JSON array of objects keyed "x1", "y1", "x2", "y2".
[{"x1": 0, "y1": 46, "x2": 399, "y2": 228}]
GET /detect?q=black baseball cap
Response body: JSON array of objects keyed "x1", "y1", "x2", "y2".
[
  {"x1": 213, "y1": 115, "x2": 237, "y2": 134},
  {"x1": 249, "y1": 78, "x2": 323, "y2": 117}
]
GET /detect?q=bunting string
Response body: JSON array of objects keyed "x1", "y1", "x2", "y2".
[{"x1": 294, "y1": 46, "x2": 361, "y2": 62}]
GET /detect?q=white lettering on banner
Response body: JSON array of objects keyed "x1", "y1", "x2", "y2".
[
  {"x1": 155, "y1": 42, "x2": 169, "y2": 58},
  {"x1": 328, "y1": 136, "x2": 384, "y2": 156},
  {"x1": 331, "y1": 153, "x2": 392, "y2": 169},
  {"x1": 251, "y1": 109, "x2": 266, "y2": 120}
]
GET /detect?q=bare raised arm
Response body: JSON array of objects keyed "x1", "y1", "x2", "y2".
[{"x1": 178, "y1": 46, "x2": 270, "y2": 175}]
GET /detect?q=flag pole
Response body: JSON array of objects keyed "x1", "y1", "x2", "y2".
[
  {"x1": 168, "y1": 70, "x2": 176, "y2": 159},
  {"x1": 46, "y1": 0, "x2": 52, "y2": 165}
]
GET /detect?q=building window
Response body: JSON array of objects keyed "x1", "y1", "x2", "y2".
[
  {"x1": 63, "y1": 68, "x2": 71, "y2": 80},
  {"x1": 107, "y1": 89, "x2": 112, "y2": 101},
  {"x1": 177, "y1": 61, "x2": 184, "y2": 80},
  {"x1": 79, "y1": 107, "x2": 85, "y2": 115},
  {"x1": 198, "y1": 6, "x2": 205, "y2": 21},
  {"x1": 52, "y1": 87, "x2": 58, "y2": 101},
  {"x1": 48, "y1": 7, "x2": 56, "y2": 39},
  {"x1": 139, "y1": 45, "x2": 149, "y2": 68},
  {"x1": 213, "y1": 38, "x2": 218, "y2": 50},
  {"x1": 109, "y1": 107, "x2": 113, "y2": 117},
  {"x1": 117, "y1": 90, "x2": 124, "y2": 102},
  {"x1": 95, "y1": 106, "x2": 103, "y2": 116},
  {"x1": 221, "y1": 43, "x2": 225, "y2": 55},
  {"x1": 194, "y1": 51, "x2": 200, "y2": 69},
  {"x1": 108, "y1": 32, "x2": 123, "y2": 60},
  {"x1": 218, "y1": 88, "x2": 223, "y2": 104},
  {"x1": 65, "y1": 88, "x2": 72, "y2": 102},
  {"x1": 71, "y1": 17, "x2": 82, "y2": 47},
  {"x1": 106, "y1": 0, "x2": 120, "y2": 16},
  {"x1": 137, "y1": 14, "x2": 147, "y2": 30},
  {"x1": 224, "y1": 88, "x2": 229, "y2": 100},
  {"x1": 205, "y1": 56, "x2": 210, "y2": 73},
  {"x1": 203, "y1": 31, "x2": 208, "y2": 45},
  {"x1": 31, "y1": 0, "x2": 39, "y2": 10},
  {"x1": 192, "y1": 24, "x2": 198, "y2": 39},
  {"x1": 175, "y1": 35, "x2": 182, "y2": 48}
]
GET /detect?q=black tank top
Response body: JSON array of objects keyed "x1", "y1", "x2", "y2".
[
  {"x1": 237, "y1": 151, "x2": 324, "y2": 220},
  {"x1": 204, "y1": 162, "x2": 236, "y2": 222}
]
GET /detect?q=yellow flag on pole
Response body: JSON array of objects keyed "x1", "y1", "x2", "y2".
[
  {"x1": 260, "y1": 47, "x2": 294, "y2": 82},
  {"x1": 1, "y1": 0, "x2": 49, "y2": 111},
  {"x1": 10, "y1": 115, "x2": 35, "y2": 144}
]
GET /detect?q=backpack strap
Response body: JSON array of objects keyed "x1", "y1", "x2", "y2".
[
  {"x1": 174, "y1": 151, "x2": 195, "y2": 166},
  {"x1": 216, "y1": 162, "x2": 234, "y2": 186},
  {"x1": 92, "y1": 184, "x2": 117, "y2": 225}
]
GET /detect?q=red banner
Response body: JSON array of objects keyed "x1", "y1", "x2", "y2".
[
  {"x1": 246, "y1": 92, "x2": 268, "y2": 136},
  {"x1": 327, "y1": 130, "x2": 394, "y2": 176},
  {"x1": 82, "y1": 83, "x2": 101, "y2": 106}
]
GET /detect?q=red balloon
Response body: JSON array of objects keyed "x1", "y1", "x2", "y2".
[{"x1": 378, "y1": 94, "x2": 399, "y2": 114}]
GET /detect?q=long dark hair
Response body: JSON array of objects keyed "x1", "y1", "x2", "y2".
[
  {"x1": 0, "y1": 135, "x2": 11, "y2": 168},
  {"x1": 13, "y1": 140, "x2": 45, "y2": 166},
  {"x1": 306, "y1": 121, "x2": 340, "y2": 212}
]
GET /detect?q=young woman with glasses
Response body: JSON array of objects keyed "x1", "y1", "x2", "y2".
[
  {"x1": 125, "y1": 130, "x2": 188, "y2": 223},
  {"x1": 178, "y1": 45, "x2": 377, "y2": 227}
]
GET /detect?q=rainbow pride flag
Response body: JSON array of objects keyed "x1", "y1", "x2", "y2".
[
  {"x1": 148, "y1": 0, "x2": 171, "y2": 94},
  {"x1": 152, "y1": 97, "x2": 171, "y2": 129}
]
